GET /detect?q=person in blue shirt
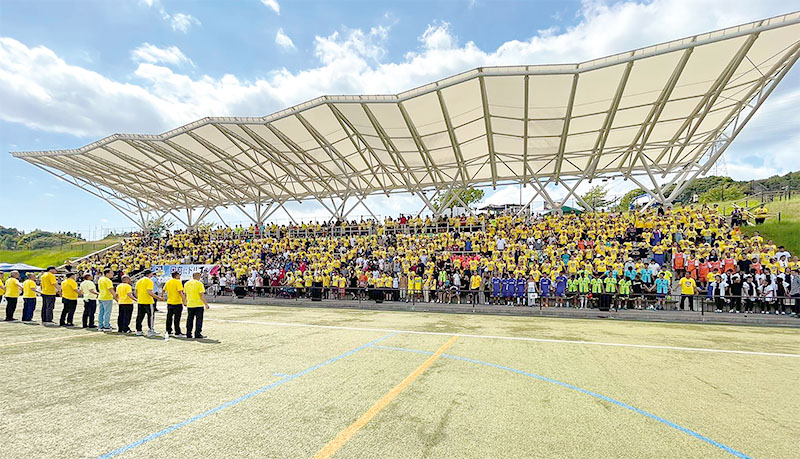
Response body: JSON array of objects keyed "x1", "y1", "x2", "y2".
[
  {"x1": 539, "y1": 276, "x2": 552, "y2": 308},
  {"x1": 654, "y1": 272, "x2": 670, "y2": 310},
  {"x1": 515, "y1": 276, "x2": 527, "y2": 306},
  {"x1": 491, "y1": 275, "x2": 502, "y2": 305},
  {"x1": 641, "y1": 267, "x2": 653, "y2": 284},
  {"x1": 502, "y1": 277, "x2": 514, "y2": 305},
  {"x1": 554, "y1": 273, "x2": 568, "y2": 307}
]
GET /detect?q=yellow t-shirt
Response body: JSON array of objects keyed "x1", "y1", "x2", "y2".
[
  {"x1": 4, "y1": 278, "x2": 21, "y2": 298},
  {"x1": 164, "y1": 278, "x2": 184, "y2": 305},
  {"x1": 185, "y1": 280, "x2": 206, "y2": 308},
  {"x1": 117, "y1": 283, "x2": 133, "y2": 304},
  {"x1": 679, "y1": 277, "x2": 696, "y2": 295},
  {"x1": 61, "y1": 278, "x2": 79, "y2": 300},
  {"x1": 135, "y1": 277, "x2": 155, "y2": 305},
  {"x1": 22, "y1": 279, "x2": 37, "y2": 298},
  {"x1": 97, "y1": 276, "x2": 114, "y2": 301},
  {"x1": 40, "y1": 272, "x2": 57, "y2": 295}
]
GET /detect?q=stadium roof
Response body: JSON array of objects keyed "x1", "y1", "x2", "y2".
[{"x1": 12, "y1": 11, "x2": 800, "y2": 225}]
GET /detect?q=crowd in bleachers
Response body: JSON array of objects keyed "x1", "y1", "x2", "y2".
[{"x1": 58, "y1": 206, "x2": 800, "y2": 316}]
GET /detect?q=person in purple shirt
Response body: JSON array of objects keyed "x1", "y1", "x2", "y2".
[
  {"x1": 502, "y1": 277, "x2": 514, "y2": 305},
  {"x1": 554, "y1": 273, "x2": 568, "y2": 307},
  {"x1": 515, "y1": 277, "x2": 527, "y2": 306},
  {"x1": 539, "y1": 276, "x2": 552, "y2": 308},
  {"x1": 491, "y1": 275, "x2": 502, "y2": 305}
]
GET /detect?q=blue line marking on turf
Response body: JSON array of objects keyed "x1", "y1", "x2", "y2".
[
  {"x1": 96, "y1": 333, "x2": 396, "y2": 459},
  {"x1": 369, "y1": 344, "x2": 752, "y2": 459}
]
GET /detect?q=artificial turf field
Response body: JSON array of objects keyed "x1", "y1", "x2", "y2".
[{"x1": 1, "y1": 301, "x2": 798, "y2": 459}]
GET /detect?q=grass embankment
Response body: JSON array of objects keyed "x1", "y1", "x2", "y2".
[
  {"x1": 712, "y1": 194, "x2": 800, "y2": 221},
  {"x1": 0, "y1": 238, "x2": 121, "y2": 268},
  {"x1": 741, "y1": 222, "x2": 800, "y2": 255}
]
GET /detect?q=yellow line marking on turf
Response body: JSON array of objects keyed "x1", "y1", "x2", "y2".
[
  {"x1": 313, "y1": 335, "x2": 459, "y2": 459},
  {"x1": 208, "y1": 318, "x2": 800, "y2": 358},
  {"x1": 0, "y1": 333, "x2": 91, "y2": 347}
]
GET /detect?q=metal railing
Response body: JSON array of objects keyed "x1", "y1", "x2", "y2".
[{"x1": 208, "y1": 285, "x2": 800, "y2": 317}]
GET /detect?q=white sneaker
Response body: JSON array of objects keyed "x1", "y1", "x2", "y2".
[{"x1": 135, "y1": 331, "x2": 143, "y2": 336}]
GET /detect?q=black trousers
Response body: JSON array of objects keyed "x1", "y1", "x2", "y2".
[
  {"x1": 41, "y1": 295, "x2": 55, "y2": 322},
  {"x1": 5, "y1": 297, "x2": 18, "y2": 321},
  {"x1": 166, "y1": 304, "x2": 183, "y2": 334},
  {"x1": 60, "y1": 298, "x2": 77, "y2": 325},
  {"x1": 117, "y1": 304, "x2": 134, "y2": 332},
  {"x1": 82, "y1": 299, "x2": 97, "y2": 328},
  {"x1": 22, "y1": 298, "x2": 36, "y2": 321},
  {"x1": 680, "y1": 294, "x2": 693, "y2": 311},
  {"x1": 186, "y1": 307, "x2": 204, "y2": 338},
  {"x1": 135, "y1": 303, "x2": 155, "y2": 332}
]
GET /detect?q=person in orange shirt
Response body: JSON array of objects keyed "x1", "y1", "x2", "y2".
[{"x1": 59, "y1": 272, "x2": 80, "y2": 327}]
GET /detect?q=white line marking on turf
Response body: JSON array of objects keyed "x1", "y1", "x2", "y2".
[{"x1": 208, "y1": 318, "x2": 800, "y2": 358}]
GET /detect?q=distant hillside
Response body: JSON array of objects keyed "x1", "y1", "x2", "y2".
[
  {"x1": 0, "y1": 226, "x2": 84, "y2": 250},
  {"x1": 618, "y1": 170, "x2": 800, "y2": 209}
]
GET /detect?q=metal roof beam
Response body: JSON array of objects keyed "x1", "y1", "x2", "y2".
[
  {"x1": 477, "y1": 75, "x2": 497, "y2": 188},
  {"x1": 435, "y1": 89, "x2": 468, "y2": 185},
  {"x1": 554, "y1": 72, "x2": 579, "y2": 179},
  {"x1": 397, "y1": 101, "x2": 447, "y2": 185},
  {"x1": 327, "y1": 103, "x2": 392, "y2": 190}
]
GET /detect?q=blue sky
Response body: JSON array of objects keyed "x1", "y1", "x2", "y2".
[{"x1": 2, "y1": 0, "x2": 800, "y2": 238}]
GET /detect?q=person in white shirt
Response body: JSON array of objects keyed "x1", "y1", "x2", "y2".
[{"x1": 79, "y1": 274, "x2": 99, "y2": 328}]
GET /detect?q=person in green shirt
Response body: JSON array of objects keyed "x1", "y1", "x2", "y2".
[
  {"x1": 567, "y1": 275, "x2": 579, "y2": 308},
  {"x1": 590, "y1": 275, "x2": 603, "y2": 309},
  {"x1": 578, "y1": 273, "x2": 591, "y2": 309},
  {"x1": 618, "y1": 278, "x2": 631, "y2": 310}
]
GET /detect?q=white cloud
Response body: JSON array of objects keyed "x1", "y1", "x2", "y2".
[
  {"x1": 2, "y1": 0, "x2": 798, "y2": 206},
  {"x1": 275, "y1": 28, "x2": 296, "y2": 51},
  {"x1": 261, "y1": 0, "x2": 280, "y2": 14},
  {"x1": 169, "y1": 13, "x2": 201, "y2": 33},
  {"x1": 131, "y1": 43, "x2": 193, "y2": 67},
  {"x1": 139, "y1": 0, "x2": 200, "y2": 33}
]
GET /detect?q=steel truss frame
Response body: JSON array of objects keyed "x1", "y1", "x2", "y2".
[{"x1": 11, "y1": 12, "x2": 800, "y2": 228}]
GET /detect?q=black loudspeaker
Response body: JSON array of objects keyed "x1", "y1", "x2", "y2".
[
  {"x1": 311, "y1": 281, "x2": 323, "y2": 301},
  {"x1": 233, "y1": 286, "x2": 247, "y2": 299}
]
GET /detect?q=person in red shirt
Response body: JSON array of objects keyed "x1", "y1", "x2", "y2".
[{"x1": 673, "y1": 251, "x2": 685, "y2": 277}]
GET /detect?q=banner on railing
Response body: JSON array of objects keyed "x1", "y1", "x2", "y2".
[{"x1": 151, "y1": 264, "x2": 219, "y2": 282}]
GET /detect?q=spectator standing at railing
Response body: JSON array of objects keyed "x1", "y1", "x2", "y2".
[
  {"x1": 679, "y1": 272, "x2": 696, "y2": 311},
  {"x1": 789, "y1": 269, "x2": 800, "y2": 316}
]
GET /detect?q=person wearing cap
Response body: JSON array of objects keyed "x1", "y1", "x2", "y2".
[
  {"x1": 79, "y1": 273, "x2": 98, "y2": 328},
  {"x1": 40, "y1": 266, "x2": 58, "y2": 323},
  {"x1": 97, "y1": 269, "x2": 116, "y2": 330},
  {"x1": 21, "y1": 273, "x2": 38, "y2": 322},
  {"x1": 184, "y1": 272, "x2": 209, "y2": 339},
  {"x1": 59, "y1": 272, "x2": 79, "y2": 326},
  {"x1": 116, "y1": 275, "x2": 135, "y2": 333},
  {"x1": 4, "y1": 270, "x2": 21, "y2": 321},
  {"x1": 135, "y1": 270, "x2": 161, "y2": 336},
  {"x1": 163, "y1": 270, "x2": 186, "y2": 336}
]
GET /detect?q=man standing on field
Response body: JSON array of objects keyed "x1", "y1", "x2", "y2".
[
  {"x1": 40, "y1": 266, "x2": 58, "y2": 323},
  {"x1": 135, "y1": 270, "x2": 161, "y2": 336},
  {"x1": 164, "y1": 271, "x2": 186, "y2": 336},
  {"x1": 4, "y1": 271, "x2": 21, "y2": 321},
  {"x1": 80, "y1": 273, "x2": 98, "y2": 328},
  {"x1": 21, "y1": 273, "x2": 38, "y2": 322},
  {"x1": 185, "y1": 272, "x2": 209, "y2": 339},
  {"x1": 97, "y1": 269, "x2": 115, "y2": 330}
]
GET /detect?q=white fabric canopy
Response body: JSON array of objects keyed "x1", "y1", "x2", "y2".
[{"x1": 12, "y1": 11, "x2": 800, "y2": 220}]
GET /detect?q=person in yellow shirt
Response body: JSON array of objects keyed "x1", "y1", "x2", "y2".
[
  {"x1": 97, "y1": 269, "x2": 116, "y2": 330},
  {"x1": 164, "y1": 271, "x2": 186, "y2": 337},
  {"x1": 79, "y1": 273, "x2": 98, "y2": 329},
  {"x1": 21, "y1": 273, "x2": 38, "y2": 322},
  {"x1": 185, "y1": 272, "x2": 209, "y2": 339},
  {"x1": 39, "y1": 266, "x2": 59, "y2": 323},
  {"x1": 135, "y1": 270, "x2": 162, "y2": 336},
  {"x1": 116, "y1": 275, "x2": 136, "y2": 333},
  {"x1": 59, "y1": 272, "x2": 79, "y2": 327},
  {"x1": 678, "y1": 272, "x2": 696, "y2": 311},
  {"x1": 4, "y1": 270, "x2": 22, "y2": 321}
]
